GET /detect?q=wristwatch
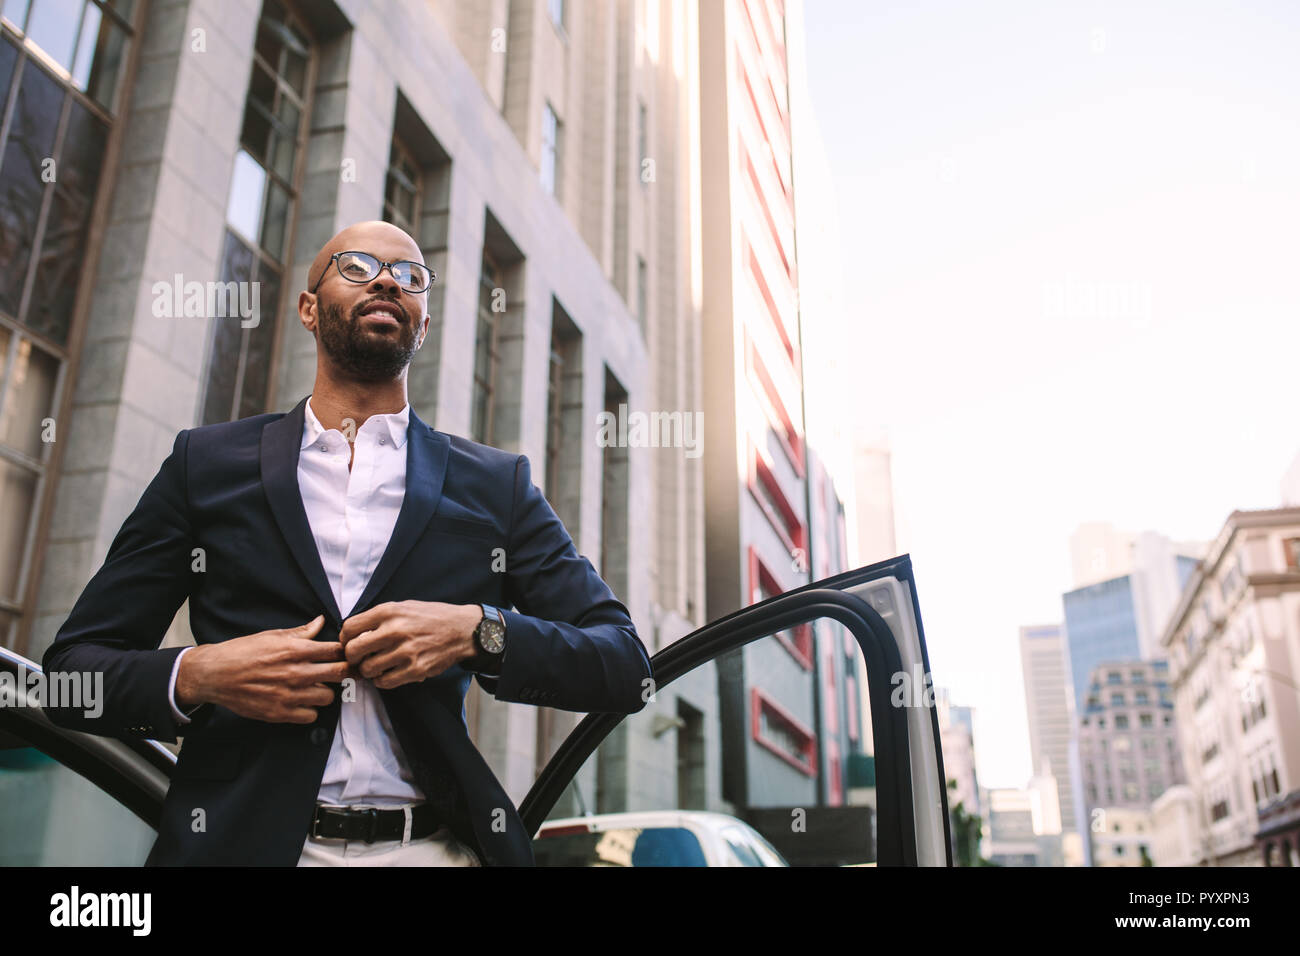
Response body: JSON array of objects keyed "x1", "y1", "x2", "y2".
[{"x1": 470, "y1": 604, "x2": 507, "y2": 674}]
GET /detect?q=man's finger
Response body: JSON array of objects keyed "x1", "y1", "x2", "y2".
[
  {"x1": 342, "y1": 626, "x2": 397, "y2": 664},
  {"x1": 339, "y1": 602, "x2": 399, "y2": 643},
  {"x1": 292, "y1": 638, "x2": 347, "y2": 662},
  {"x1": 282, "y1": 706, "x2": 319, "y2": 725},
  {"x1": 284, "y1": 614, "x2": 325, "y2": 638},
  {"x1": 299, "y1": 661, "x2": 352, "y2": 684},
  {"x1": 296, "y1": 684, "x2": 336, "y2": 707},
  {"x1": 359, "y1": 650, "x2": 404, "y2": 680}
]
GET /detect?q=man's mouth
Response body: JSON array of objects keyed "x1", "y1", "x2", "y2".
[{"x1": 360, "y1": 302, "x2": 403, "y2": 326}]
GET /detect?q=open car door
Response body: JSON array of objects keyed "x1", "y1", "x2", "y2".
[{"x1": 521, "y1": 554, "x2": 951, "y2": 866}]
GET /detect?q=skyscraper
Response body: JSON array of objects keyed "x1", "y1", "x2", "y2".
[{"x1": 1019, "y1": 624, "x2": 1076, "y2": 853}]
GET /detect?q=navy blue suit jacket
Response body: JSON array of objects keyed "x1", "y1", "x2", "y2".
[{"x1": 42, "y1": 395, "x2": 653, "y2": 865}]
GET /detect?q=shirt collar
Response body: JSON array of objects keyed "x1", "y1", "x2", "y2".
[{"x1": 301, "y1": 394, "x2": 411, "y2": 451}]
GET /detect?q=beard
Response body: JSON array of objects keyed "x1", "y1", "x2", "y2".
[{"x1": 315, "y1": 294, "x2": 419, "y2": 383}]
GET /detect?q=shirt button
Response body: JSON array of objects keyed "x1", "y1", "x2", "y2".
[
  {"x1": 319, "y1": 443, "x2": 327, "y2": 451},
  {"x1": 379, "y1": 437, "x2": 386, "y2": 444}
]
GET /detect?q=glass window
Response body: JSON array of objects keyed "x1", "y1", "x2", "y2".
[
  {"x1": 26, "y1": 97, "x2": 107, "y2": 343},
  {"x1": 68, "y1": 0, "x2": 99, "y2": 89},
  {"x1": 471, "y1": 251, "x2": 503, "y2": 445},
  {"x1": 25, "y1": 0, "x2": 83, "y2": 75},
  {"x1": 541, "y1": 102, "x2": 560, "y2": 197},
  {"x1": 226, "y1": 151, "x2": 267, "y2": 244},
  {"x1": 534, "y1": 626, "x2": 880, "y2": 866},
  {"x1": 0, "y1": 55, "x2": 64, "y2": 317},
  {"x1": 383, "y1": 136, "x2": 421, "y2": 236},
  {"x1": 200, "y1": 0, "x2": 313, "y2": 425},
  {"x1": 0, "y1": 337, "x2": 59, "y2": 457},
  {"x1": 0, "y1": 11, "x2": 131, "y2": 649},
  {"x1": 0, "y1": 746, "x2": 154, "y2": 864},
  {"x1": 0, "y1": 457, "x2": 40, "y2": 602},
  {"x1": 200, "y1": 231, "x2": 280, "y2": 425}
]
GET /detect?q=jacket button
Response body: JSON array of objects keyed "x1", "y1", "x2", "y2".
[{"x1": 310, "y1": 727, "x2": 329, "y2": 746}]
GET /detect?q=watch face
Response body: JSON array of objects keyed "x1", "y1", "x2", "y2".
[{"x1": 479, "y1": 619, "x2": 506, "y2": 654}]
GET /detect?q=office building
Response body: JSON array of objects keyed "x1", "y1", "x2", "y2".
[
  {"x1": 1019, "y1": 623, "x2": 1076, "y2": 856},
  {"x1": 1, "y1": 0, "x2": 712, "y2": 814},
  {"x1": 935, "y1": 688, "x2": 979, "y2": 821},
  {"x1": 1162, "y1": 507, "x2": 1300, "y2": 866}
]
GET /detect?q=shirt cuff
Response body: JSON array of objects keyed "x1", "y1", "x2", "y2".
[{"x1": 167, "y1": 646, "x2": 201, "y2": 725}]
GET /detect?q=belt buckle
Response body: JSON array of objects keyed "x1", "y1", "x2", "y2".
[{"x1": 363, "y1": 807, "x2": 381, "y2": 844}]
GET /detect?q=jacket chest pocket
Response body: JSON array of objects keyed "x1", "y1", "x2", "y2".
[{"x1": 427, "y1": 514, "x2": 500, "y2": 540}]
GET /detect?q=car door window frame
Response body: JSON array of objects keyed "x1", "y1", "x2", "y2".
[{"x1": 521, "y1": 557, "x2": 952, "y2": 866}]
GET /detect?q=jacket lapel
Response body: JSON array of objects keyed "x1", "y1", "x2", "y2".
[
  {"x1": 261, "y1": 395, "x2": 341, "y2": 624},
  {"x1": 352, "y1": 405, "x2": 450, "y2": 613}
]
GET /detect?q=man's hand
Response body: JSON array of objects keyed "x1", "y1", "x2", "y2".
[
  {"x1": 338, "y1": 601, "x2": 480, "y2": 690},
  {"x1": 175, "y1": 615, "x2": 352, "y2": 723}
]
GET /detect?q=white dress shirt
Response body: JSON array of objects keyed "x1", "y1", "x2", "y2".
[{"x1": 168, "y1": 395, "x2": 425, "y2": 806}]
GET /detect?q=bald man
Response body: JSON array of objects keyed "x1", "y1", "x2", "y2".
[{"x1": 42, "y1": 221, "x2": 654, "y2": 866}]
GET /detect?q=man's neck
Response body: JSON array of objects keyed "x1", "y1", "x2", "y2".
[{"x1": 308, "y1": 378, "x2": 408, "y2": 436}]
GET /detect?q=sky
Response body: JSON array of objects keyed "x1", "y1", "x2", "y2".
[{"x1": 800, "y1": 0, "x2": 1300, "y2": 789}]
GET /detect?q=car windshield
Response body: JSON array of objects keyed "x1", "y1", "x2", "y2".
[{"x1": 720, "y1": 824, "x2": 788, "y2": 866}]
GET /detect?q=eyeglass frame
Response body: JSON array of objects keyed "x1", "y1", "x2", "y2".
[{"x1": 309, "y1": 250, "x2": 436, "y2": 295}]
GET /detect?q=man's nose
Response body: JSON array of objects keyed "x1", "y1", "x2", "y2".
[{"x1": 369, "y1": 269, "x2": 402, "y2": 295}]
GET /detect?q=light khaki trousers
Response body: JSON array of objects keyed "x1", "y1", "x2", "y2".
[{"x1": 297, "y1": 808, "x2": 481, "y2": 867}]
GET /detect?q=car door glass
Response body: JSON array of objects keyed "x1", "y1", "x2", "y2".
[
  {"x1": 534, "y1": 623, "x2": 881, "y2": 866},
  {"x1": 0, "y1": 744, "x2": 154, "y2": 865}
]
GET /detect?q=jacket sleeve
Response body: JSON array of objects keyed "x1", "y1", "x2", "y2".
[
  {"x1": 41, "y1": 429, "x2": 200, "y2": 744},
  {"x1": 473, "y1": 453, "x2": 653, "y2": 714}
]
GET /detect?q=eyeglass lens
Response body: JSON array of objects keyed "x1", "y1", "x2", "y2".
[{"x1": 336, "y1": 251, "x2": 431, "y2": 291}]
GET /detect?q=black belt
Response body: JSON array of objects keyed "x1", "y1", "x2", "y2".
[{"x1": 309, "y1": 804, "x2": 443, "y2": 843}]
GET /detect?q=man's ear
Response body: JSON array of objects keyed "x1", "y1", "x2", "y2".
[{"x1": 297, "y1": 290, "x2": 317, "y2": 333}]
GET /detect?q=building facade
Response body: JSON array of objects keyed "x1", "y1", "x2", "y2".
[
  {"x1": 1076, "y1": 657, "x2": 1184, "y2": 866},
  {"x1": 695, "y1": 0, "x2": 864, "y2": 823},
  {"x1": 1089, "y1": 805, "x2": 1155, "y2": 867},
  {"x1": 2, "y1": 0, "x2": 871, "y2": 853},
  {"x1": 1077, "y1": 659, "x2": 1184, "y2": 811},
  {"x1": 2, "y1": 0, "x2": 714, "y2": 814},
  {"x1": 936, "y1": 688, "x2": 979, "y2": 821},
  {"x1": 1019, "y1": 623, "x2": 1076, "y2": 857},
  {"x1": 1162, "y1": 507, "x2": 1300, "y2": 866}
]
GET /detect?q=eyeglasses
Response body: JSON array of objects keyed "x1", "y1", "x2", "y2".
[{"x1": 310, "y1": 251, "x2": 435, "y2": 294}]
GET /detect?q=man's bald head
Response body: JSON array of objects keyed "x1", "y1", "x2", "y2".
[
  {"x1": 307, "y1": 220, "x2": 425, "y2": 294},
  {"x1": 297, "y1": 220, "x2": 431, "y2": 384}
]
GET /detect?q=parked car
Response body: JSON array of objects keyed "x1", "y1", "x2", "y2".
[
  {"x1": 0, "y1": 555, "x2": 950, "y2": 866},
  {"x1": 534, "y1": 810, "x2": 789, "y2": 866}
]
